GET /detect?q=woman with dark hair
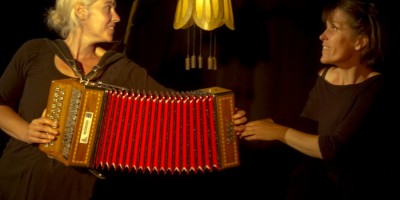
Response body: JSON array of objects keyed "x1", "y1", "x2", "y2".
[{"x1": 238, "y1": 0, "x2": 394, "y2": 199}]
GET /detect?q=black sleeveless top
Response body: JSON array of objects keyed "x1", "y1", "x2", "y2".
[{"x1": 300, "y1": 67, "x2": 388, "y2": 198}]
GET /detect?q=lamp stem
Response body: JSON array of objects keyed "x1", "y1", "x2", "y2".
[
  {"x1": 191, "y1": 25, "x2": 196, "y2": 69},
  {"x1": 198, "y1": 29, "x2": 203, "y2": 69},
  {"x1": 213, "y1": 33, "x2": 217, "y2": 70},
  {"x1": 208, "y1": 31, "x2": 213, "y2": 70},
  {"x1": 185, "y1": 27, "x2": 190, "y2": 70}
]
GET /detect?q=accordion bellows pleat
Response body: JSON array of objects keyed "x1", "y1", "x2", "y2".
[{"x1": 39, "y1": 78, "x2": 240, "y2": 174}]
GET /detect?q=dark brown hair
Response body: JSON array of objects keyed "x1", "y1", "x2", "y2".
[{"x1": 322, "y1": 0, "x2": 383, "y2": 69}]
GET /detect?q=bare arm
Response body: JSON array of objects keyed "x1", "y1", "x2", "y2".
[
  {"x1": 0, "y1": 105, "x2": 58, "y2": 144},
  {"x1": 239, "y1": 118, "x2": 322, "y2": 159},
  {"x1": 283, "y1": 127, "x2": 322, "y2": 158}
]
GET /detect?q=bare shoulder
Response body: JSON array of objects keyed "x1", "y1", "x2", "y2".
[
  {"x1": 368, "y1": 71, "x2": 381, "y2": 78},
  {"x1": 95, "y1": 47, "x2": 107, "y2": 57},
  {"x1": 317, "y1": 66, "x2": 332, "y2": 76}
]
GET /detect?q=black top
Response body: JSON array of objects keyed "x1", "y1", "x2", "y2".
[
  {"x1": 0, "y1": 38, "x2": 168, "y2": 200},
  {"x1": 300, "y1": 67, "x2": 392, "y2": 199}
]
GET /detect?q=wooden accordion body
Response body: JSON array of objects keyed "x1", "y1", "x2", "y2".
[{"x1": 39, "y1": 78, "x2": 239, "y2": 174}]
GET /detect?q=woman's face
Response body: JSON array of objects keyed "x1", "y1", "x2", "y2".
[
  {"x1": 82, "y1": 0, "x2": 120, "y2": 43},
  {"x1": 319, "y1": 8, "x2": 363, "y2": 68}
]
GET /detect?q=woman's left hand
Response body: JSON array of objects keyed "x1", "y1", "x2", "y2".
[{"x1": 233, "y1": 109, "x2": 247, "y2": 133}]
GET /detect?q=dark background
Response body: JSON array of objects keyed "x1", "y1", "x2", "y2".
[{"x1": 1, "y1": 0, "x2": 398, "y2": 199}]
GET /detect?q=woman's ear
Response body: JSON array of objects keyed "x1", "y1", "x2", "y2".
[
  {"x1": 75, "y1": 3, "x2": 88, "y2": 20},
  {"x1": 355, "y1": 35, "x2": 368, "y2": 51}
]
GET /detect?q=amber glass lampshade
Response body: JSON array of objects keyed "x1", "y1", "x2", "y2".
[
  {"x1": 173, "y1": 0, "x2": 235, "y2": 70},
  {"x1": 173, "y1": 0, "x2": 234, "y2": 31}
]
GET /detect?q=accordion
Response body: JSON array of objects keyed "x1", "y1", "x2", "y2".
[{"x1": 39, "y1": 78, "x2": 240, "y2": 174}]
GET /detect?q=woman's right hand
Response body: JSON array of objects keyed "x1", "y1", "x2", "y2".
[
  {"x1": 22, "y1": 111, "x2": 58, "y2": 144},
  {"x1": 238, "y1": 118, "x2": 288, "y2": 142}
]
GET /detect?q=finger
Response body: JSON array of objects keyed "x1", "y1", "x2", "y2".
[
  {"x1": 30, "y1": 122, "x2": 58, "y2": 136},
  {"x1": 36, "y1": 131, "x2": 56, "y2": 140},
  {"x1": 242, "y1": 135, "x2": 258, "y2": 141},
  {"x1": 234, "y1": 117, "x2": 247, "y2": 125},
  {"x1": 240, "y1": 134, "x2": 255, "y2": 140},
  {"x1": 33, "y1": 117, "x2": 58, "y2": 131},
  {"x1": 32, "y1": 135, "x2": 55, "y2": 144},
  {"x1": 234, "y1": 124, "x2": 245, "y2": 132},
  {"x1": 25, "y1": 129, "x2": 55, "y2": 144},
  {"x1": 238, "y1": 130, "x2": 252, "y2": 138},
  {"x1": 266, "y1": 118, "x2": 274, "y2": 123},
  {"x1": 42, "y1": 109, "x2": 47, "y2": 117},
  {"x1": 233, "y1": 109, "x2": 245, "y2": 118}
]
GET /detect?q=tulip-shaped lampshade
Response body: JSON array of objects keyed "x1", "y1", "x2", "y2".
[
  {"x1": 173, "y1": 0, "x2": 234, "y2": 31},
  {"x1": 173, "y1": 0, "x2": 235, "y2": 70}
]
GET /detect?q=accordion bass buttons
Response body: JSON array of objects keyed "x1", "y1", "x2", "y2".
[
  {"x1": 225, "y1": 121, "x2": 234, "y2": 144},
  {"x1": 45, "y1": 86, "x2": 65, "y2": 147}
]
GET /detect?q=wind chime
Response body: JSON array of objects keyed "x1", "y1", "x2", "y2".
[{"x1": 173, "y1": 0, "x2": 235, "y2": 70}]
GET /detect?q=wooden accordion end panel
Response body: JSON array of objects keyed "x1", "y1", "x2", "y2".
[{"x1": 39, "y1": 78, "x2": 240, "y2": 174}]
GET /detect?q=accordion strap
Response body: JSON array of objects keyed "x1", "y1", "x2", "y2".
[{"x1": 47, "y1": 39, "x2": 124, "y2": 81}]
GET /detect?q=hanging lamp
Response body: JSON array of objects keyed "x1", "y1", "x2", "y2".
[{"x1": 173, "y1": 0, "x2": 234, "y2": 70}]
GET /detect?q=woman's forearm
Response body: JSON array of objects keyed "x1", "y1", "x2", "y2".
[
  {"x1": 281, "y1": 128, "x2": 323, "y2": 159},
  {"x1": 0, "y1": 105, "x2": 29, "y2": 141}
]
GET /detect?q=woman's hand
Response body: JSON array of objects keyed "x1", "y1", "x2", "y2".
[
  {"x1": 233, "y1": 109, "x2": 247, "y2": 133},
  {"x1": 238, "y1": 118, "x2": 288, "y2": 142},
  {"x1": 22, "y1": 110, "x2": 58, "y2": 144}
]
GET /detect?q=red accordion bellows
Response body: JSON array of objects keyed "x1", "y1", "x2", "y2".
[{"x1": 39, "y1": 78, "x2": 240, "y2": 174}]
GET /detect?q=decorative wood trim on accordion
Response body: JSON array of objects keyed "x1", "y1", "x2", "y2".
[{"x1": 39, "y1": 78, "x2": 240, "y2": 174}]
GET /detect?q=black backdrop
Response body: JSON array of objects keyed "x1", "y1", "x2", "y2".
[{"x1": 1, "y1": 0, "x2": 398, "y2": 199}]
